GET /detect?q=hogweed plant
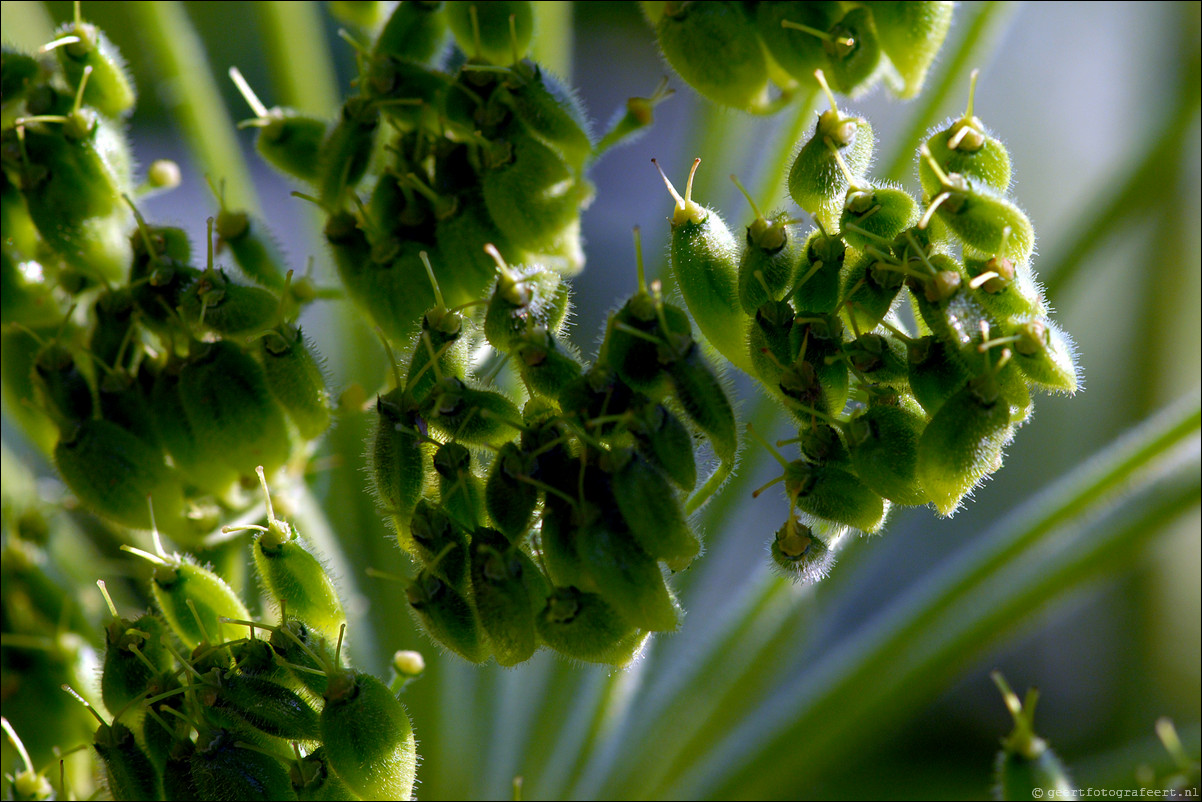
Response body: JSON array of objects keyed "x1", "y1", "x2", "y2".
[{"x1": 1, "y1": 2, "x2": 1199, "y2": 800}]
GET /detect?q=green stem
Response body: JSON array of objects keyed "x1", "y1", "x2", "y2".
[
  {"x1": 881, "y1": 1, "x2": 1017, "y2": 185},
  {"x1": 531, "y1": 1, "x2": 574, "y2": 81},
  {"x1": 123, "y1": 1, "x2": 260, "y2": 212},
  {"x1": 256, "y1": 1, "x2": 341, "y2": 117},
  {"x1": 669, "y1": 391, "x2": 1201, "y2": 799}
]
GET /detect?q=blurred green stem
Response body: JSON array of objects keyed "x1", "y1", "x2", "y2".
[{"x1": 256, "y1": 1, "x2": 340, "y2": 118}]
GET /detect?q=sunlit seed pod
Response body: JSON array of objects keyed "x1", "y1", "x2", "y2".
[
  {"x1": 291, "y1": 746, "x2": 361, "y2": 802},
  {"x1": 907, "y1": 334, "x2": 970, "y2": 416},
  {"x1": 842, "y1": 331, "x2": 909, "y2": 388},
  {"x1": 911, "y1": 255, "x2": 997, "y2": 375},
  {"x1": 917, "y1": 379, "x2": 1013, "y2": 516},
  {"x1": 141, "y1": 682, "x2": 189, "y2": 774},
  {"x1": 920, "y1": 70, "x2": 1011, "y2": 196},
  {"x1": 610, "y1": 449, "x2": 700, "y2": 572},
  {"x1": 785, "y1": 459, "x2": 888, "y2": 533},
  {"x1": 483, "y1": 129, "x2": 592, "y2": 255},
  {"x1": 839, "y1": 185, "x2": 919, "y2": 253},
  {"x1": 821, "y1": 6, "x2": 882, "y2": 96},
  {"x1": 446, "y1": 1, "x2": 533, "y2": 64},
  {"x1": 668, "y1": 342, "x2": 738, "y2": 466},
  {"x1": 270, "y1": 619, "x2": 340, "y2": 698},
  {"x1": 536, "y1": 586, "x2": 646, "y2": 666},
  {"x1": 770, "y1": 515, "x2": 835, "y2": 584},
  {"x1": 54, "y1": 418, "x2": 186, "y2": 533},
  {"x1": 963, "y1": 251, "x2": 1046, "y2": 321},
  {"x1": 873, "y1": 1, "x2": 953, "y2": 98},
  {"x1": 93, "y1": 721, "x2": 161, "y2": 802},
  {"x1": 1005, "y1": 318, "x2": 1079, "y2": 395},
  {"x1": 180, "y1": 267, "x2": 279, "y2": 339},
  {"x1": 498, "y1": 60, "x2": 594, "y2": 170},
  {"x1": 373, "y1": 0, "x2": 447, "y2": 64},
  {"x1": 258, "y1": 111, "x2": 328, "y2": 184},
  {"x1": 405, "y1": 291, "x2": 469, "y2": 409},
  {"x1": 191, "y1": 728, "x2": 298, "y2": 801},
  {"x1": 409, "y1": 498, "x2": 470, "y2": 589},
  {"x1": 631, "y1": 402, "x2": 697, "y2": 491},
  {"x1": 483, "y1": 257, "x2": 571, "y2": 352},
  {"x1": 655, "y1": 1, "x2": 770, "y2": 112},
  {"x1": 320, "y1": 671, "x2": 416, "y2": 801},
  {"x1": 514, "y1": 326, "x2": 585, "y2": 399},
  {"x1": 737, "y1": 205, "x2": 797, "y2": 315},
  {"x1": 100, "y1": 613, "x2": 173, "y2": 715},
  {"x1": 469, "y1": 528, "x2": 540, "y2": 666},
  {"x1": 369, "y1": 395, "x2": 427, "y2": 549},
  {"x1": 841, "y1": 252, "x2": 906, "y2": 333},
  {"x1": 658, "y1": 158, "x2": 752, "y2": 374},
  {"x1": 149, "y1": 558, "x2": 251, "y2": 649},
  {"x1": 179, "y1": 340, "x2": 292, "y2": 478},
  {"x1": 149, "y1": 366, "x2": 240, "y2": 497},
  {"x1": 259, "y1": 326, "x2": 332, "y2": 441},
  {"x1": 213, "y1": 206, "x2": 289, "y2": 290},
  {"x1": 790, "y1": 227, "x2": 847, "y2": 315},
  {"x1": 407, "y1": 569, "x2": 489, "y2": 662},
  {"x1": 54, "y1": 16, "x2": 136, "y2": 117},
  {"x1": 755, "y1": 1, "x2": 841, "y2": 91},
  {"x1": 434, "y1": 198, "x2": 516, "y2": 305},
  {"x1": 846, "y1": 396, "x2": 928, "y2": 506},
  {"x1": 484, "y1": 442, "x2": 539, "y2": 541},
  {"x1": 788, "y1": 74, "x2": 875, "y2": 233},
  {"x1": 319, "y1": 97, "x2": 379, "y2": 208},
  {"x1": 422, "y1": 375, "x2": 523, "y2": 446}
]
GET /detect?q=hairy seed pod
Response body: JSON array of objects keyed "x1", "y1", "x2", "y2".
[
  {"x1": 917, "y1": 379, "x2": 1013, "y2": 516},
  {"x1": 576, "y1": 507, "x2": 678, "y2": 632},
  {"x1": 31, "y1": 341, "x2": 93, "y2": 429},
  {"x1": 251, "y1": 506, "x2": 346, "y2": 643},
  {"x1": 434, "y1": 441, "x2": 487, "y2": 531},
  {"x1": 88, "y1": 288, "x2": 135, "y2": 370},
  {"x1": 921, "y1": 71, "x2": 1011, "y2": 195},
  {"x1": 873, "y1": 2, "x2": 953, "y2": 98},
  {"x1": 191, "y1": 728, "x2": 298, "y2": 801},
  {"x1": 796, "y1": 420, "x2": 850, "y2": 465},
  {"x1": 434, "y1": 198, "x2": 516, "y2": 305},
  {"x1": 839, "y1": 185, "x2": 919, "y2": 253},
  {"x1": 843, "y1": 330, "x2": 909, "y2": 388},
  {"x1": 407, "y1": 303, "x2": 468, "y2": 408},
  {"x1": 786, "y1": 459, "x2": 888, "y2": 533},
  {"x1": 258, "y1": 326, "x2": 332, "y2": 441},
  {"x1": 791, "y1": 228, "x2": 846, "y2": 315},
  {"x1": 656, "y1": 1, "x2": 770, "y2": 112},
  {"x1": 94, "y1": 722, "x2": 160, "y2": 802},
  {"x1": 610, "y1": 449, "x2": 700, "y2": 571},
  {"x1": 911, "y1": 256, "x2": 998, "y2": 375},
  {"x1": 788, "y1": 88, "x2": 875, "y2": 233},
  {"x1": 668, "y1": 342, "x2": 738, "y2": 466},
  {"x1": 410, "y1": 498, "x2": 470, "y2": 589},
  {"x1": 992, "y1": 674, "x2": 1075, "y2": 801},
  {"x1": 963, "y1": 253, "x2": 1045, "y2": 320},
  {"x1": 1, "y1": 47, "x2": 41, "y2": 110},
  {"x1": 179, "y1": 340, "x2": 292, "y2": 478},
  {"x1": 1007, "y1": 318, "x2": 1080, "y2": 395},
  {"x1": 514, "y1": 326, "x2": 585, "y2": 399},
  {"x1": 149, "y1": 366, "x2": 239, "y2": 497},
  {"x1": 738, "y1": 209, "x2": 797, "y2": 314},
  {"x1": 770, "y1": 516, "x2": 835, "y2": 584},
  {"x1": 256, "y1": 111, "x2": 328, "y2": 185},
  {"x1": 374, "y1": 0, "x2": 448, "y2": 64},
  {"x1": 54, "y1": 18, "x2": 137, "y2": 117},
  {"x1": 470, "y1": 528, "x2": 541, "y2": 666},
  {"x1": 407, "y1": 569, "x2": 489, "y2": 662},
  {"x1": 484, "y1": 442, "x2": 539, "y2": 541},
  {"x1": 846, "y1": 396, "x2": 928, "y2": 506},
  {"x1": 822, "y1": 6, "x2": 882, "y2": 96},
  {"x1": 100, "y1": 613, "x2": 172, "y2": 715},
  {"x1": 483, "y1": 262, "x2": 571, "y2": 352},
  {"x1": 209, "y1": 668, "x2": 322, "y2": 742},
  {"x1": 907, "y1": 334, "x2": 970, "y2": 416},
  {"x1": 497, "y1": 61, "x2": 593, "y2": 170},
  {"x1": 919, "y1": 148, "x2": 1033, "y2": 263},
  {"x1": 631, "y1": 402, "x2": 697, "y2": 491},
  {"x1": 536, "y1": 586, "x2": 646, "y2": 666},
  {"x1": 214, "y1": 208, "x2": 289, "y2": 290},
  {"x1": 755, "y1": 2, "x2": 841, "y2": 91},
  {"x1": 181, "y1": 267, "x2": 280, "y2": 338},
  {"x1": 321, "y1": 671, "x2": 416, "y2": 801},
  {"x1": 291, "y1": 747, "x2": 359, "y2": 802},
  {"x1": 370, "y1": 394, "x2": 427, "y2": 549},
  {"x1": 150, "y1": 557, "x2": 250, "y2": 649},
  {"x1": 270, "y1": 619, "x2": 339, "y2": 698},
  {"x1": 841, "y1": 252, "x2": 906, "y2": 333},
  {"x1": 422, "y1": 376, "x2": 523, "y2": 446},
  {"x1": 604, "y1": 290, "x2": 691, "y2": 397},
  {"x1": 446, "y1": 1, "x2": 534, "y2": 64},
  {"x1": 319, "y1": 97, "x2": 379, "y2": 208}
]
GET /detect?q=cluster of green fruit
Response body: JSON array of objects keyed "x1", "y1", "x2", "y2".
[
  {"x1": 646, "y1": 0, "x2": 954, "y2": 111},
  {"x1": 657, "y1": 72, "x2": 1080, "y2": 581}
]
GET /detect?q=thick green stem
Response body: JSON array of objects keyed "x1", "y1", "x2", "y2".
[
  {"x1": 531, "y1": 1, "x2": 574, "y2": 81},
  {"x1": 256, "y1": 1, "x2": 340, "y2": 118}
]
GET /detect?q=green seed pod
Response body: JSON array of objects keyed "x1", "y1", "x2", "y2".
[
  {"x1": 737, "y1": 206, "x2": 797, "y2": 314},
  {"x1": 770, "y1": 515, "x2": 835, "y2": 584},
  {"x1": 796, "y1": 420, "x2": 850, "y2": 465},
  {"x1": 149, "y1": 365, "x2": 240, "y2": 497},
  {"x1": 658, "y1": 158, "x2": 752, "y2": 374},
  {"x1": 370, "y1": 59, "x2": 449, "y2": 131},
  {"x1": 963, "y1": 252, "x2": 1046, "y2": 321},
  {"x1": 407, "y1": 296, "x2": 469, "y2": 408},
  {"x1": 179, "y1": 340, "x2": 292, "y2": 479},
  {"x1": 213, "y1": 207, "x2": 289, "y2": 290},
  {"x1": 150, "y1": 557, "x2": 251, "y2": 649},
  {"x1": 191, "y1": 728, "x2": 298, "y2": 801},
  {"x1": 422, "y1": 375, "x2": 523, "y2": 446},
  {"x1": 630, "y1": 402, "x2": 697, "y2": 491},
  {"x1": 446, "y1": 1, "x2": 534, "y2": 64},
  {"x1": 434, "y1": 197, "x2": 515, "y2": 305},
  {"x1": 610, "y1": 448, "x2": 700, "y2": 571},
  {"x1": 841, "y1": 252, "x2": 906, "y2": 333},
  {"x1": 321, "y1": 671, "x2": 416, "y2": 801},
  {"x1": 54, "y1": 16, "x2": 137, "y2": 117},
  {"x1": 755, "y1": 2, "x2": 842, "y2": 91},
  {"x1": 791, "y1": 227, "x2": 847, "y2": 315},
  {"x1": 319, "y1": 97, "x2": 379, "y2": 208},
  {"x1": 258, "y1": 325, "x2": 331, "y2": 441},
  {"x1": 434, "y1": 441, "x2": 487, "y2": 531},
  {"x1": 538, "y1": 498, "x2": 590, "y2": 592},
  {"x1": 141, "y1": 683, "x2": 188, "y2": 774},
  {"x1": 655, "y1": 1, "x2": 770, "y2": 112},
  {"x1": 54, "y1": 418, "x2": 186, "y2": 534},
  {"x1": 247, "y1": 470, "x2": 346, "y2": 642},
  {"x1": 604, "y1": 286, "x2": 691, "y2": 398},
  {"x1": 846, "y1": 396, "x2": 928, "y2": 506},
  {"x1": 31, "y1": 341, "x2": 93, "y2": 429},
  {"x1": 93, "y1": 722, "x2": 160, "y2": 802},
  {"x1": 917, "y1": 379, "x2": 1013, "y2": 516},
  {"x1": 482, "y1": 129, "x2": 592, "y2": 255},
  {"x1": 374, "y1": 0, "x2": 448, "y2": 64},
  {"x1": 991, "y1": 673, "x2": 1075, "y2": 801},
  {"x1": 483, "y1": 258, "x2": 571, "y2": 352},
  {"x1": 230, "y1": 65, "x2": 328, "y2": 185},
  {"x1": 919, "y1": 146, "x2": 1034, "y2": 263},
  {"x1": 536, "y1": 587, "x2": 646, "y2": 666},
  {"x1": 100, "y1": 613, "x2": 173, "y2": 715},
  {"x1": 911, "y1": 255, "x2": 997, "y2": 374},
  {"x1": 409, "y1": 497, "x2": 470, "y2": 589},
  {"x1": 161, "y1": 740, "x2": 202, "y2": 802},
  {"x1": 497, "y1": 60, "x2": 593, "y2": 170},
  {"x1": 407, "y1": 569, "x2": 489, "y2": 662},
  {"x1": 821, "y1": 6, "x2": 882, "y2": 96},
  {"x1": 470, "y1": 528, "x2": 541, "y2": 666},
  {"x1": 270, "y1": 618, "x2": 340, "y2": 698},
  {"x1": 206, "y1": 667, "x2": 322, "y2": 743},
  {"x1": 514, "y1": 326, "x2": 585, "y2": 399},
  {"x1": 873, "y1": 2, "x2": 953, "y2": 98},
  {"x1": 786, "y1": 458, "x2": 888, "y2": 533},
  {"x1": 785, "y1": 314, "x2": 849, "y2": 417},
  {"x1": 668, "y1": 342, "x2": 738, "y2": 466},
  {"x1": 575, "y1": 505, "x2": 678, "y2": 632},
  {"x1": 88, "y1": 287, "x2": 135, "y2": 370},
  {"x1": 484, "y1": 442, "x2": 539, "y2": 541},
  {"x1": 369, "y1": 394, "x2": 427, "y2": 549},
  {"x1": 906, "y1": 334, "x2": 970, "y2": 416},
  {"x1": 1007, "y1": 318, "x2": 1079, "y2": 395},
  {"x1": 291, "y1": 747, "x2": 360, "y2": 802},
  {"x1": 920, "y1": 70, "x2": 1012, "y2": 196},
  {"x1": 839, "y1": 184, "x2": 919, "y2": 253},
  {"x1": 788, "y1": 79, "x2": 875, "y2": 233},
  {"x1": 181, "y1": 267, "x2": 280, "y2": 339}
]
